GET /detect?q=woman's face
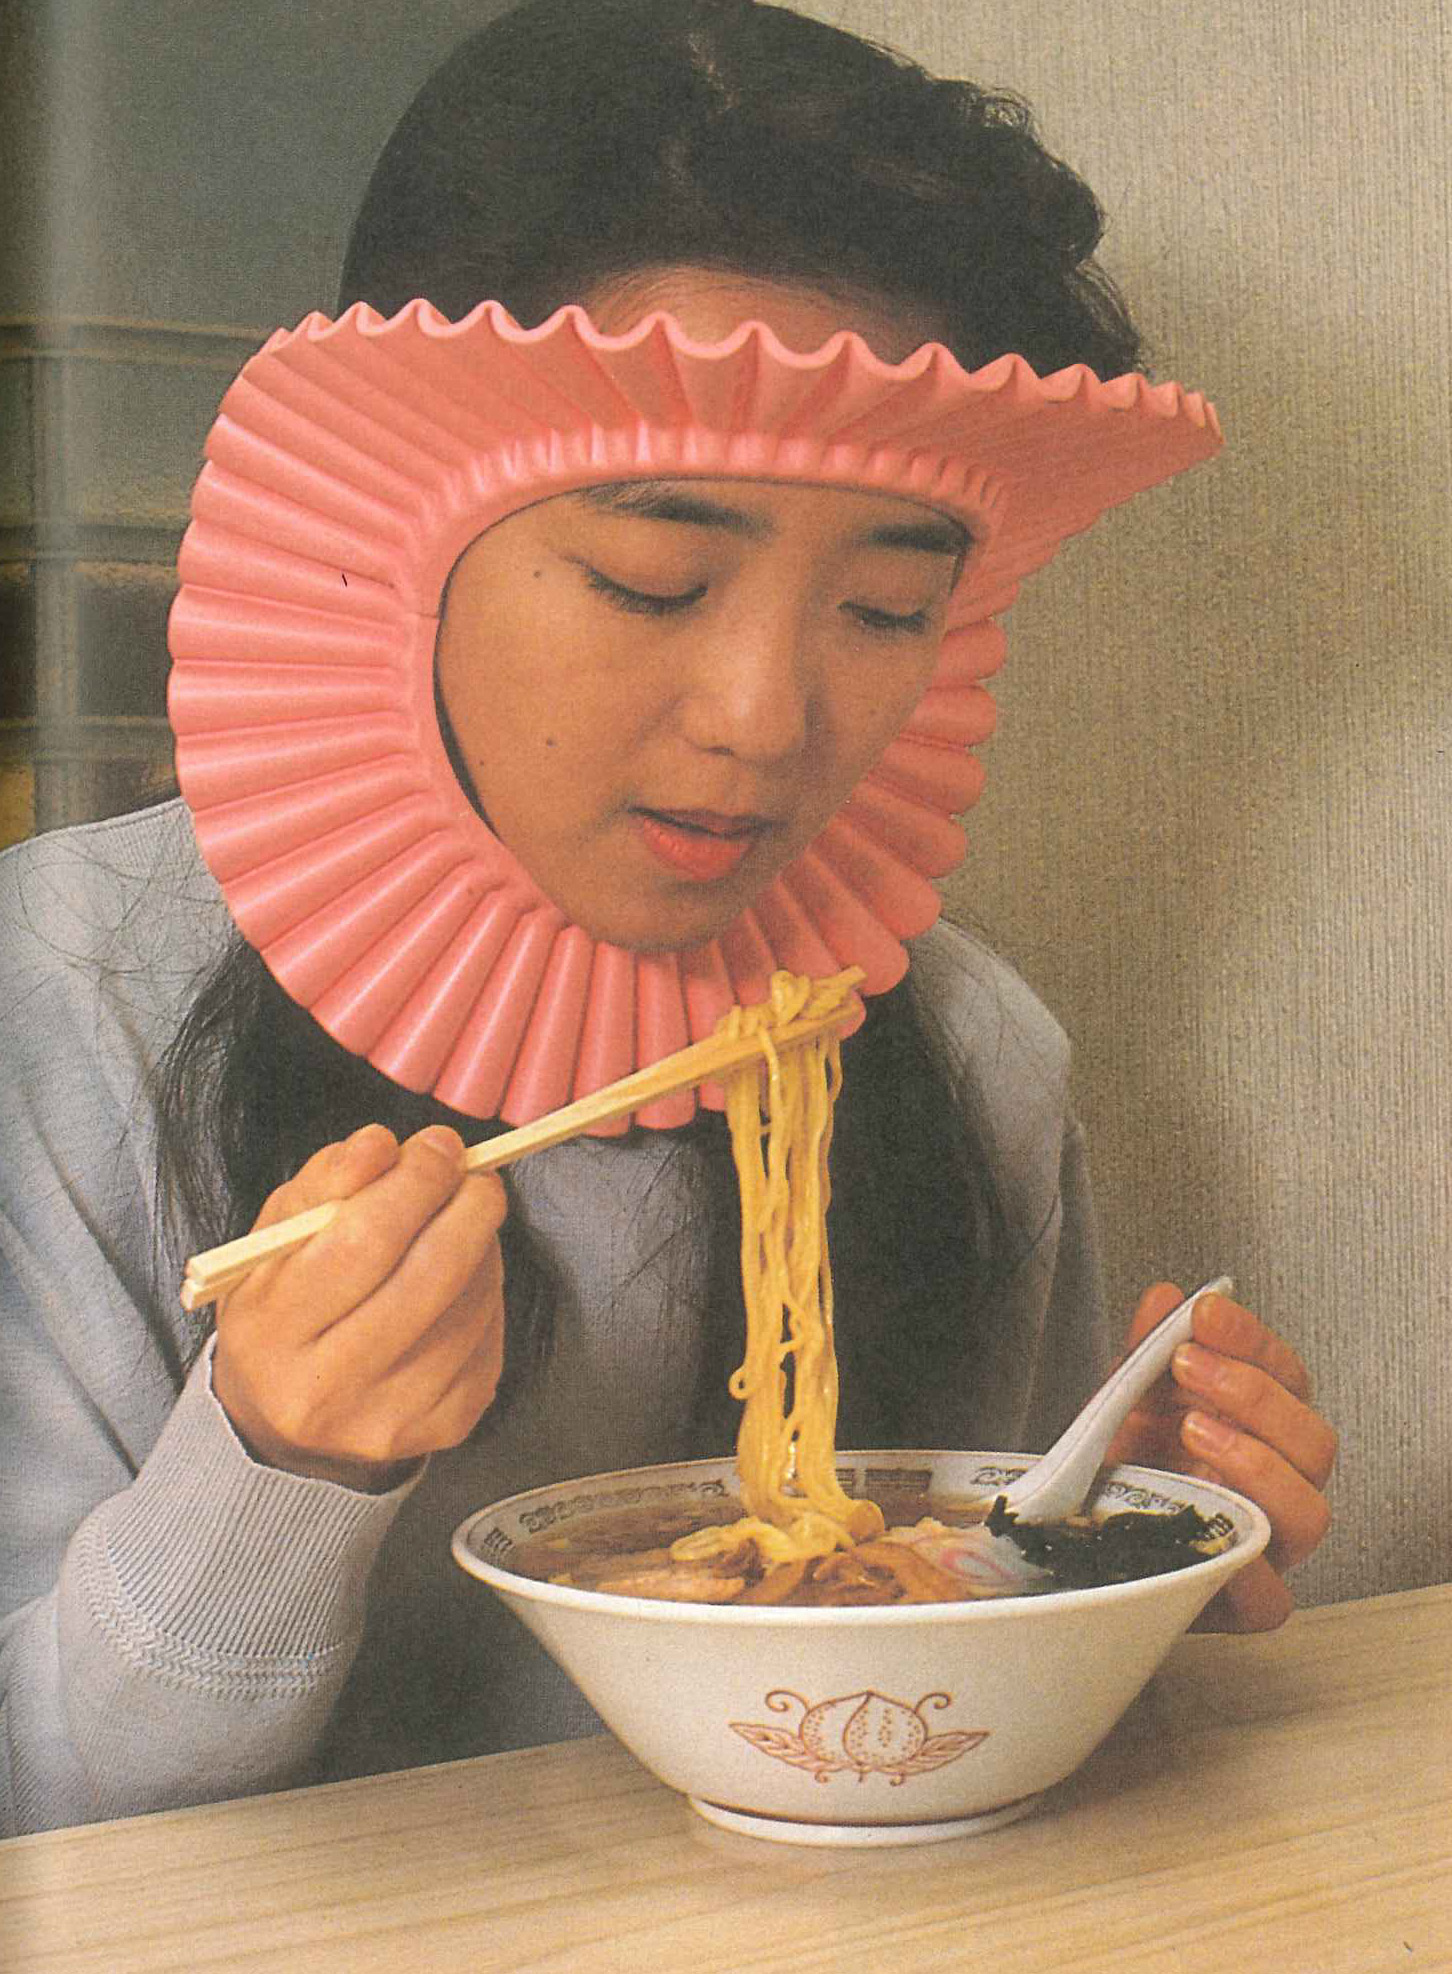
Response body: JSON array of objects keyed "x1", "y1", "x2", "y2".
[{"x1": 435, "y1": 270, "x2": 967, "y2": 952}]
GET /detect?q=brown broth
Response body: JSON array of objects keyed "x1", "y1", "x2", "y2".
[
  {"x1": 504, "y1": 1490, "x2": 1231, "y2": 1605},
  {"x1": 509, "y1": 1493, "x2": 986, "y2": 1593}
]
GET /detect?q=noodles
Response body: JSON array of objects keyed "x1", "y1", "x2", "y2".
[
  {"x1": 672, "y1": 970, "x2": 884, "y2": 1569},
  {"x1": 495, "y1": 966, "x2": 1239, "y2": 1606},
  {"x1": 513, "y1": 966, "x2": 1231, "y2": 1607}
]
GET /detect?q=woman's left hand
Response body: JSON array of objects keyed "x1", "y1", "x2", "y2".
[{"x1": 1105, "y1": 1283, "x2": 1337, "y2": 1631}]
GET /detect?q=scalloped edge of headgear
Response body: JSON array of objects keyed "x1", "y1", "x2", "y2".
[{"x1": 167, "y1": 300, "x2": 1221, "y2": 1128}]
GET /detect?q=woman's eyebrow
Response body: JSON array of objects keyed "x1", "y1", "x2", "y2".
[
  {"x1": 580, "y1": 483, "x2": 767, "y2": 536},
  {"x1": 859, "y1": 516, "x2": 972, "y2": 560}
]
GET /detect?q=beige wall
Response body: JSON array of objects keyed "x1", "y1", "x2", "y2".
[{"x1": 807, "y1": 0, "x2": 1452, "y2": 1603}]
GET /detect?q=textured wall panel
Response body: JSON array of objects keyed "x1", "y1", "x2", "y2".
[{"x1": 811, "y1": 0, "x2": 1452, "y2": 1604}]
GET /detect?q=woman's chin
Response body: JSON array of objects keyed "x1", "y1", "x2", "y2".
[
  {"x1": 535, "y1": 834, "x2": 798, "y2": 955},
  {"x1": 575, "y1": 896, "x2": 754, "y2": 957},
  {"x1": 550, "y1": 871, "x2": 770, "y2": 956}
]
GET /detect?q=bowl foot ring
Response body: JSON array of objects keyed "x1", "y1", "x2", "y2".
[{"x1": 687, "y1": 1792, "x2": 1041, "y2": 1847}]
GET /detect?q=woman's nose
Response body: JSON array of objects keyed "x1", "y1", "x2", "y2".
[{"x1": 676, "y1": 605, "x2": 812, "y2": 764}]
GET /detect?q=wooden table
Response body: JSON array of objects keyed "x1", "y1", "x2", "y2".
[{"x1": 3, "y1": 1586, "x2": 1448, "y2": 1973}]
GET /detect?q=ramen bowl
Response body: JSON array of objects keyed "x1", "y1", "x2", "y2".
[{"x1": 452, "y1": 1449, "x2": 1269, "y2": 1847}]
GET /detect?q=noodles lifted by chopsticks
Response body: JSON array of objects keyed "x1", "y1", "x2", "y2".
[
  {"x1": 522, "y1": 969, "x2": 1236, "y2": 1608},
  {"x1": 674, "y1": 971, "x2": 884, "y2": 1570}
]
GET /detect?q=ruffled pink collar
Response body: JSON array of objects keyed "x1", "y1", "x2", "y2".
[{"x1": 168, "y1": 301, "x2": 1220, "y2": 1127}]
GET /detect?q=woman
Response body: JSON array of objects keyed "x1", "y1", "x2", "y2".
[{"x1": 0, "y1": 0, "x2": 1334, "y2": 1835}]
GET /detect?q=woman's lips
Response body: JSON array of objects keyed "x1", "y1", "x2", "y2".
[{"x1": 634, "y1": 809, "x2": 765, "y2": 882}]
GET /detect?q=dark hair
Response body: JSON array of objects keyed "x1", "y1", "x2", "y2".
[
  {"x1": 158, "y1": 0, "x2": 1138, "y2": 1440},
  {"x1": 340, "y1": 0, "x2": 1142, "y2": 379}
]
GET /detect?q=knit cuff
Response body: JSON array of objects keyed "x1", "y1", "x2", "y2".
[{"x1": 79, "y1": 1341, "x2": 420, "y2": 1674}]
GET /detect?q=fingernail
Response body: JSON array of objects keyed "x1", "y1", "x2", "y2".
[
  {"x1": 1182, "y1": 1410, "x2": 1235, "y2": 1457},
  {"x1": 347, "y1": 1123, "x2": 392, "y2": 1152},
  {"x1": 415, "y1": 1125, "x2": 463, "y2": 1162},
  {"x1": 1173, "y1": 1342, "x2": 1216, "y2": 1385}
]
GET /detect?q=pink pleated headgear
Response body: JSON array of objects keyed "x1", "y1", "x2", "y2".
[{"x1": 167, "y1": 301, "x2": 1221, "y2": 1129}]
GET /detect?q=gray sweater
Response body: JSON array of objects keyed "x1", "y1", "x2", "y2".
[{"x1": 0, "y1": 801, "x2": 1109, "y2": 1833}]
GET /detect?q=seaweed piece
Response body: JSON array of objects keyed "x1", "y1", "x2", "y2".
[{"x1": 984, "y1": 1496, "x2": 1231, "y2": 1590}]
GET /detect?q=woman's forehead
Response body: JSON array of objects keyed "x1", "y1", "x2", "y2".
[
  {"x1": 576, "y1": 479, "x2": 971, "y2": 552},
  {"x1": 492, "y1": 477, "x2": 974, "y2": 564}
]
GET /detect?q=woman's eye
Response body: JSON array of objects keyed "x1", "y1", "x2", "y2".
[
  {"x1": 582, "y1": 565, "x2": 707, "y2": 617},
  {"x1": 845, "y1": 602, "x2": 934, "y2": 637}
]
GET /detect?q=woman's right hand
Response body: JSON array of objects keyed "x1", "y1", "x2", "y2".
[{"x1": 211, "y1": 1123, "x2": 507, "y2": 1492}]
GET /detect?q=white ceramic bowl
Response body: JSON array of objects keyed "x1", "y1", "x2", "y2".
[{"x1": 452, "y1": 1449, "x2": 1270, "y2": 1846}]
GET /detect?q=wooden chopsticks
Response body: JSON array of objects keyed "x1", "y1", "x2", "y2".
[{"x1": 179, "y1": 968, "x2": 863, "y2": 1312}]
